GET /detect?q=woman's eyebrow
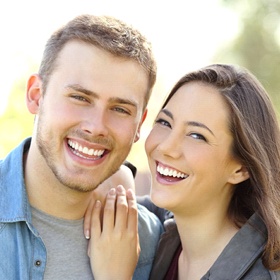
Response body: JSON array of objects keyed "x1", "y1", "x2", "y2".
[
  {"x1": 187, "y1": 121, "x2": 214, "y2": 136},
  {"x1": 161, "y1": 108, "x2": 173, "y2": 119},
  {"x1": 161, "y1": 108, "x2": 214, "y2": 135}
]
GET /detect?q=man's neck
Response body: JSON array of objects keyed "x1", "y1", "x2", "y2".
[{"x1": 24, "y1": 143, "x2": 92, "y2": 220}]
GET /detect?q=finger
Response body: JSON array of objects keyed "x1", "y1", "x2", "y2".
[
  {"x1": 84, "y1": 197, "x2": 95, "y2": 239},
  {"x1": 127, "y1": 188, "x2": 138, "y2": 233},
  {"x1": 115, "y1": 185, "x2": 128, "y2": 231},
  {"x1": 90, "y1": 200, "x2": 102, "y2": 239},
  {"x1": 102, "y1": 188, "x2": 117, "y2": 232}
]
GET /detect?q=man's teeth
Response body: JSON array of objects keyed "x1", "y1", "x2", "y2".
[
  {"x1": 157, "y1": 165, "x2": 188, "y2": 179},
  {"x1": 68, "y1": 140, "x2": 104, "y2": 157}
]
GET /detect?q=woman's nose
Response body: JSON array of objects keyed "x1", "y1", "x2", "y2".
[{"x1": 157, "y1": 133, "x2": 182, "y2": 159}]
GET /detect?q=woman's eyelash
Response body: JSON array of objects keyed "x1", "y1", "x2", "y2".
[
  {"x1": 189, "y1": 133, "x2": 206, "y2": 141},
  {"x1": 155, "y1": 118, "x2": 171, "y2": 127},
  {"x1": 155, "y1": 118, "x2": 207, "y2": 142}
]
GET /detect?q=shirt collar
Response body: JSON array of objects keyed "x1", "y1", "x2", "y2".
[
  {"x1": 202, "y1": 213, "x2": 267, "y2": 280},
  {"x1": 0, "y1": 138, "x2": 32, "y2": 223}
]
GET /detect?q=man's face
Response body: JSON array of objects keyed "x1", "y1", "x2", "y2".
[{"x1": 30, "y1": 40, "x2": 149, "y2": 192}]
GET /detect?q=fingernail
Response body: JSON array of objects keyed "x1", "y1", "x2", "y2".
[
  {"x1": 85, "y1": 230, "x2": 90, "y2": 240},
  {"x1": 116, "y1": 185, "x2": 124, "y2": 192},
  {"x1": 95, "y1": 200, "x2": 101, "y2": 208},
  {"x1": 127, "y1": 188, "x2": 135, "y2": 199},
  {"x1": 129, "y1": 188, "x2": 134, "y2": 194},
  {"x1": 109, "y1": 188, "x2": 116, "y2": 195}
]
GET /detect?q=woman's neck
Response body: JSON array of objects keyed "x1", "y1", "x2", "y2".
[{"x1": 174, "y1": 212, "x2": 239, "y2": 280}]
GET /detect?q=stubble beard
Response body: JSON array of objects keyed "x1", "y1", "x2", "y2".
[{"x1": 35, "y1": 116, "x2": 129, "y2": 193}]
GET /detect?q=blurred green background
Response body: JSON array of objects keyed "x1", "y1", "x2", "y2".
[{"x1": 1, "y1": 0, "x2": 280, "y2": 194}]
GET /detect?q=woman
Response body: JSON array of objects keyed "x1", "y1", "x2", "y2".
[
  {"x1": 143, "y1": 63, "x2": 280, "y2": 279},
  {"x1": 87, "y1": 64, "x2": 280, "y2": 279}
]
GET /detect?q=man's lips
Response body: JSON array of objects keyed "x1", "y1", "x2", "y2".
[{"x1": 67, "y1": 139, "x2": 106, "y2": 160}]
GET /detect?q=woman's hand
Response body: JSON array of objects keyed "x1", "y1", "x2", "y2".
[
  {"x1": 88, "y1": 185, "x2": 140, "y2": 280},
  {"x1": 84, "y1": 165, "x2": 136, "y2": 239}
]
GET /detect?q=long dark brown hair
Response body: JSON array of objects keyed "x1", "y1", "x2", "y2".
[{"x1": 162, "y1": 64, "x2": 280, "y2": 270}]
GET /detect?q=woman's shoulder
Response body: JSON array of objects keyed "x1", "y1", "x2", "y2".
[{"x1": 240, "y1": 258, "x2": 279, "y2": 279}]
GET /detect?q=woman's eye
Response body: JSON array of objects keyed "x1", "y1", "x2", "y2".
[
  {"x1": 155, "y1": 118, "x2": 171, "y2": 128},
  {"x1": 189, "y1": 133, "x2": 206, "y2": 141}
]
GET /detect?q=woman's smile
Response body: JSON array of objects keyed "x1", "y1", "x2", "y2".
[{"x1": 156, "y1": 161, "x2": 188, "y2": 183}]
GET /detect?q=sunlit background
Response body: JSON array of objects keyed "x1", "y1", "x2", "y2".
[{"x1": 1, "y1": 0, "x2": 280, "y2": 194}]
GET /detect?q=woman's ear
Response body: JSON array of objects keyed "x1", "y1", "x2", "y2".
[
  {"x1": 228, "y1": 165, "x2": 250, "y2": 185},
  {"x1": 26, "y1": 74, "x2": 43, "y2": 114}
]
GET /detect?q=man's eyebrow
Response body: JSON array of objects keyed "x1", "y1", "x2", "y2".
[
  {"x1": 109, "y1": 97, "x2": 138, "y2": 108},
  {"x1": 65, "y1": 84, "x2": 138, "y2": 108},
  {"x1": 66, "y1": 84, "x2": 98, "y2": 97},
  {"x1": 161, "y1": 108, "x2": 214, "y2": 135}
]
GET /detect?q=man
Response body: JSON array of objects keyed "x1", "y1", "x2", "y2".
[{"x1": 0, "y1": 14, "x2": 162, "y2": 279}]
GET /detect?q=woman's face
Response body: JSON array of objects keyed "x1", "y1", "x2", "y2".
[{"x1": 145, "y1": 82, "x2": 245, "y2": 215}]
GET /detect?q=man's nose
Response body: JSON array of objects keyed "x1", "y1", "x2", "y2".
[{"x1": 81, "y1": 108, "x2": 109, "y2": 137}]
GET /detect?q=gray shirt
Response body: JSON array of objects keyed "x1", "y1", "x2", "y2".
[{"x1": 31, "y1": 207, "x2": 93, "y2": 279}]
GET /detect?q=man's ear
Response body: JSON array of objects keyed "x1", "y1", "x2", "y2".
[
  {"x1": 134, "y1": 109, "x2": 148, "y2": 143},
  {"x1": 228, "y1": 165, "x2": 250, "y2": 185},
  {"x1": 26, "y1": 74, "x2": 43, "y2": 114}
]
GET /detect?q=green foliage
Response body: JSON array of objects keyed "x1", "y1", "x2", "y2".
[
  {"x1": 0, "y1": 77, "x2": 34, "y2": 158},
  {"x1": 2, "y1": 0, "x2": 280, "y2": 159},
  {"x1": 216, "y1": 0, "x2": 280, "y2": 112}
]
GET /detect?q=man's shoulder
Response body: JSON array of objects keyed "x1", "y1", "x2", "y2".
[
  {"x1": 0, "y1": 138, "x2": 31, "y2": 222},
  {"x1": 133, "y1": 203, "x2": 163, "y2": 279},
  {"x1": 136, "y1": 202, "x2": 163, "y2": 261},
  {"x1": 0, "y1": 138, "x2": 31, "y2": 169},
  {"x1": 137, "y1": 202, "x2": 163, "y2": 233}
]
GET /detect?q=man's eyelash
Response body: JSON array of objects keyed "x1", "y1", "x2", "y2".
[
  {"x1": 113, "y1": 107, "x2": 130, "y2": 115},
  {"x1": 71, "y1": 95, "x2": 87, "y2": 101}
]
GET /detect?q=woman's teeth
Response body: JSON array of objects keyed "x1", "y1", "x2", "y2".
[{"x1": 157, "y1": 165, "x2": 188, "y2": 178}]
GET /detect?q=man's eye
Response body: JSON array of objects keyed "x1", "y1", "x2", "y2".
[
  {"x1": 113, "y1": 107, "x2": 130, "y2": 115},
  {"x1": 155, "y1": 118, "x2": 171, "y2": 128},
  {"x1": 71, "y1": 95, "x2": 88, "y2": 102}
]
